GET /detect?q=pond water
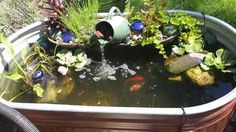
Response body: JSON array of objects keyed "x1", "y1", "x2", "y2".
[{"x1": 12, "y1": 44, "x2": 236, "y2": 108}]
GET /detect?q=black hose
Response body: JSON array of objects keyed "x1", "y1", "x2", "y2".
[{"x1": 0, "y1": 102, "x2": 39, "y2": 132}]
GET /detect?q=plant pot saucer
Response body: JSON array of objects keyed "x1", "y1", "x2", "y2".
[{"x1": 161, "y1": 35, "x2": 177, "y2": 45}]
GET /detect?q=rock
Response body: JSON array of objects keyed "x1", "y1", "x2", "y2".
[
  {"x1": 166, "y1": 53, "x2": 206, "y2": 74},
  {"x1": 37, "y1": 80, "x2": 57, "y2": 103},
  {"x1": 186, "y1": 66, "x2": 215, "y2": 86},
  {"x1": 168, "y1": 75, "x2": 183, "y2": 81}
]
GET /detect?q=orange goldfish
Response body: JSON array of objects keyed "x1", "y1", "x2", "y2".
[
  {"x1": 125, "y1": 75, "x2": 145, "y2": 92},
  {"x1": 130, "y1": 82, "x2": 145, "y2": 92},
  {"x1": 125, "y1": 75, "x2": 144, "y2": 84}
]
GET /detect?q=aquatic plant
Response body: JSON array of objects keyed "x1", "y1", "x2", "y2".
[
  {"x1": 25, "y1": 45, "x2": 55, "y2": 75},
  {"x1": 200, "y1": 49, "x2": 236, "y2": 73},
  {"x1": 0, "y1": 32, "x2": 29, "y2": 81},
  {"x1": 59, "y1": 0, "x2": 99, "y2": 44},
  {"x1": 0, "y1": 32, "x2": 43, "y2": 97},
  {"x1": 33, "y1": 84, "x2": 44, "y2": 97},
  {"x1": 157, "y1": 12, "x2": 204, "y2": 55},
  {"x1": 56, "y1": 49, "x2": 88, "y2": 75},
  {"x1": 0, "y1": 32, "x2": 57, "y2": 97}
]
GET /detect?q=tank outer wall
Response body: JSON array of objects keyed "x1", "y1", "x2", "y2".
[{"x1": 15, "y1": 99, "x2": 236, "y2": 132}]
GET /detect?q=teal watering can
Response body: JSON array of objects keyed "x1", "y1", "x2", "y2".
[{"x1": 95, "y1": 6, "x2": 130, "y2": 45}]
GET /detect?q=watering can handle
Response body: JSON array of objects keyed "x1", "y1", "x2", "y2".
[{"x1": 107, "y1": 6, "x2": 122, "y2": 20}]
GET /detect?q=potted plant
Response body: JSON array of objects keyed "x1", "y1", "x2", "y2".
[
  {"x1": 126, "y1": 0, "x2": 204, "y2": 59},
  {"x1": 37, "y1": 0, "x2": 99, "y2": 49}
]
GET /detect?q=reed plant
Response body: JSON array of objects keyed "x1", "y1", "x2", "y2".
[{"x1": 59, "y1": 0, "x2": 99, "y2": 44}]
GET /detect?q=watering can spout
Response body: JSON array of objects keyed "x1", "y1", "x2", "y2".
[
  {"x1": 95, "y1": 31, "x2": 111, "y2": 45},
  {"x1": 95, "y1": 6, "x2": 130, "y2": 45}
]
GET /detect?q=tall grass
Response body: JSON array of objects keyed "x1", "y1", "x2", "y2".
[
  {"x1": 166, "y1": 0, "x2": 236, "y2": 28},
  {"x1": 59, "y1": 0, "x2": 99, "y2": 44}
]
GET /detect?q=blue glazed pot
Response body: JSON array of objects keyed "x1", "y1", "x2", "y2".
[
  {"x1": 61, "y1": 31, "x2": 73, "y2": 43},
  {"x1": 32, "y1": 70, "x2": 44, "y2": 81},
  {"x1": 131, "y1": 20, "x2": 144, "y2": 32}
]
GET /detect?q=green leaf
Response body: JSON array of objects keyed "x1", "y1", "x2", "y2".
[
  {"x1": 216, "y1": 48, "x2": 224, "y2": 58},
  {"x1": 192, "y1": 40, "x2": 203, "y2": 51},
  {"x1": 200, "y1": 63, "x2": 210, "y2": 70},
  {"x1": 0, "y1": 32, "x2": 27, "y2": 76},
  {"x1": 76, "y1": 52, "x2": 87, "y2": 62},
  {"x1": 0, "y1": 32, "x2": 15, "y2": 56},
  {"x1": 172, "y1": 45, "x2": 185, "y2": 55},
  {"x1": 170, "y1": 18, "x2": 180, "y2": 26},
  {"x1": 21, "y1": 47, "x2": 29, "y2": 63},
  {"x1": 1, "y1": 72, "x2": 24, "y2": 81},
  {"x1": 33, "y1": 84, "x2": 44, "y2": 97},
  {"x1": 204, "y1": 53, "x2": 215, "y2": 66},
  {"x1": 74, "y1": 49, "x2": 84, "y2": 56},
  {"x1": 180, "y1": 33, "x2": 188, "y2": 41},
  {"x1": 214, "y1": 57, "x2": 225, "y2": 70},
  {"x1": 184, "y1": 41, "x2": 202, "y2": 53}
]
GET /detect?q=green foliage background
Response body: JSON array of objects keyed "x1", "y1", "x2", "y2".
[
  {"x1": 166, "y1": 0, "x2": 236, "y2": 28},
  {"x1": 0, "y1": 0, "x2": 236, "y2": 35}
]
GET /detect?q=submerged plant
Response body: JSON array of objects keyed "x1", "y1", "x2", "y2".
[{"x1": 200, "y1": 48, "x2": 236, "y2": 73}]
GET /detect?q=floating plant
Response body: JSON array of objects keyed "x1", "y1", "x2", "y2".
[
  {"x1": 200, "y1": 48, "x2": 236, "y2": 73},
  {"x1": 56, "y1": 49, "x2": 89, "y2": 75}
]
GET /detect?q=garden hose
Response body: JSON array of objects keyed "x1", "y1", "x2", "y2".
[{"x1": 0, "y1": 102, "x2": 39, "y2": 132}]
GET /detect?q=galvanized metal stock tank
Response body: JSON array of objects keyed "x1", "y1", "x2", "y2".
[{"x1": 0, "y1": 10, "x2": 236, "y2": 132}]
